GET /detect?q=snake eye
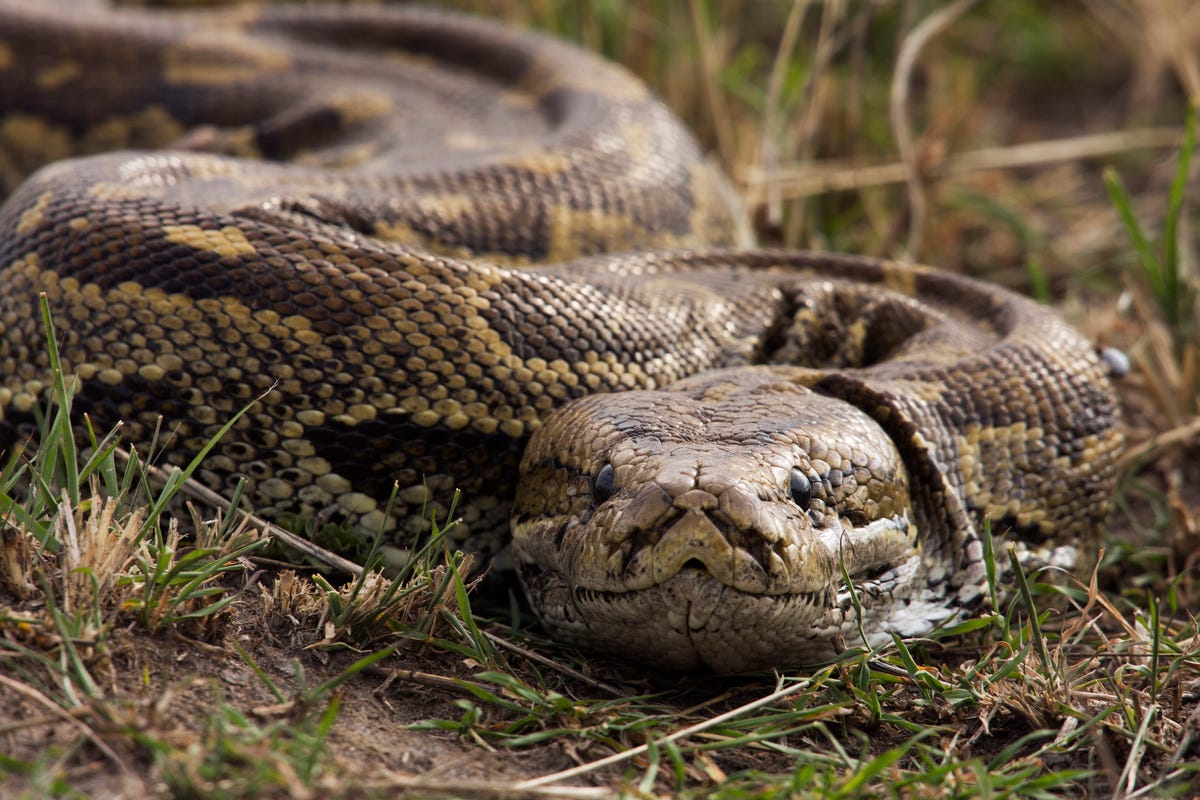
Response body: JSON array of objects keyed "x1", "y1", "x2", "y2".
[
  {"x1": 789, "y1": 468, "x2": 811, "y2": 509},
  {"x1": 592, "y1": 463, "x2": 616, "y2": 505}
]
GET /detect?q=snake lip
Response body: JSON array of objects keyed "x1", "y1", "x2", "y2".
[
  {"x1": 556, "y1": 569, "x2": 841, "y2": 671},
  {"x1": 569, "y1": 570, "x2": 834, "y2": 611}
]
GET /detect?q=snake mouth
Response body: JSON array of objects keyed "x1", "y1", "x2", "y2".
[
  {"x1": 521, "y1": 565, "x2": 842, "y2": 672},
  {"x1": 569, "y1": 570, "x2": 833, "y2": 610}
]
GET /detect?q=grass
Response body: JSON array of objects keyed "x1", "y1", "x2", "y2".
[{"x1": 2, "y1": 0, "x2": 1200, "y2": 798}]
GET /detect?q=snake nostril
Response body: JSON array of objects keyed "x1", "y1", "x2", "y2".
[{"x1": 672, "y1": 488, "x2": 719, "y2": 512}]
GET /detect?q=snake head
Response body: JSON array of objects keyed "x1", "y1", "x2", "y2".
[{"x1": 512, "y1": 367, "x2": 922, "y2": 672}]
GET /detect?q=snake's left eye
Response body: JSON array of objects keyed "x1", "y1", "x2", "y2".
[
  {"x1": 592, "y1": 463, "x2": 615, "y2": 505},
  {"x1": 789, "y1": 468, "x2": 811, "y2": 509}
]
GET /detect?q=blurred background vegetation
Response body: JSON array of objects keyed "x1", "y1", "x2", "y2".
[{"x1": 443, "y1": 1, "x2": 1193, "y2": 285}]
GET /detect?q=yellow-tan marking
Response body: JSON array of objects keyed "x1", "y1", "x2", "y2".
[
  {"x1": 162, "y1": 224, "x2": 258, "y2": 258},
  {"x1": 37, "y1": 61, "x2": 81, "y2": 90},
  {"x1": 164, "y1": 34, "x2": 292, "y2": 85},
  {"x1": 15, "y1": 191, "x2": 53, "y2": 236}
]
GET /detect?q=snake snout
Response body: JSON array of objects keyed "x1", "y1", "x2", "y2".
[{"x1": 613, "y1": 479, "x2": 809, "y2": 593}]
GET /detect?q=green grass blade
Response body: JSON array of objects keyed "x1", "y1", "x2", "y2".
[
  {"x1": 37, "y1": 295, "x2": 80, "y2": 504},
  {"x1": 1008, "y1": 548, "x2": 1051, "y2": 668},
  {"x1": 1162, "y1": 106, "x2": 1196, "y2": 323},
  {"x1": 142, "y1": 386, "x2": 276, "y2": 532},
  {"x1": 1103, "y1": 168, "x2": 1163, "y2": 296}
]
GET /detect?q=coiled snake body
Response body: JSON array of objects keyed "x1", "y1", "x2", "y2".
[{"x1": 0, "y1": 3, "x2": 1122, "y2": 671}]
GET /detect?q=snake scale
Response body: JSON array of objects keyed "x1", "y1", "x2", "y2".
[{"x1": 0, "y1": 2, "x2": 1123, "y2": 671}]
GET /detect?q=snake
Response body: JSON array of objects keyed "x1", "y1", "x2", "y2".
[{"x1": 0, "y1": 2, "x2": 1123, "y2": 672}]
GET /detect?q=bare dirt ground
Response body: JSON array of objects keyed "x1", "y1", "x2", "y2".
[{"x1": 0, "y1": 588, "x2": 816, "y2": 796}]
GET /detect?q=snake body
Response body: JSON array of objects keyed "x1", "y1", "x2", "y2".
[{"x1": 0, "y1": 3, "x2": 1122, "y2": 671}]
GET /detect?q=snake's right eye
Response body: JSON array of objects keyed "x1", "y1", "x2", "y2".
[{"x1": 591, "y1": 463, "x2": 615, "y2": 504}]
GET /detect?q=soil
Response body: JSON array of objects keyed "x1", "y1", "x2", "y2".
[{"x1": 0, "y1": 580, "x2": 809, "y2": 798}]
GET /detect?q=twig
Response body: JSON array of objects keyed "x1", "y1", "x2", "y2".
[
  {"x1": 743, "y1": 126, "x2": 1185, "y2": 202},
  {"x1": 515, "y1": 676, "x2": 815, "y2": 789},
  {"x1": 0, "y1": 673, "x2": 135, "y2": 781},
  {"x1": 180, "y1": 472, "x2": 364, "y2": 576},
  {"x1": 688, "y1": 0, "x2": 736, "y2": 166},
  {"x1": 1118, "y1": 416, "x2": 1200, "y2": 469},
  {"x1": 482, "y1": 630, "x2": 626, "y2": 697},
  {"x1": 889, "y1": 0, "x2": 980, "y2": 257},
  {"x1": 796, "y1": 0, "x2": 846, "y2": 168},
  {"x1": 113, "y1": 448, "x2": 364, "y2": 577},
  {"x1": 365, "y1": 774, "x2": 613, "y2": 800},
  {"x1": 0, "y1": 709, "x2": 89, "y2": 735},
  {"x1": 760, "y1": 0, "x2": 811, "y2": 226},
  {"x1": 376, "y1": 667, "x2": 487, "y2": 696},
  {"x1": 948, "y1": 128, "x2": 1186, "y2": 172}
]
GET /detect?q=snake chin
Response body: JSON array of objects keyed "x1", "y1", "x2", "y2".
[{"x1": 518, "y1": 563, "x2": 846, "y2": 672}]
